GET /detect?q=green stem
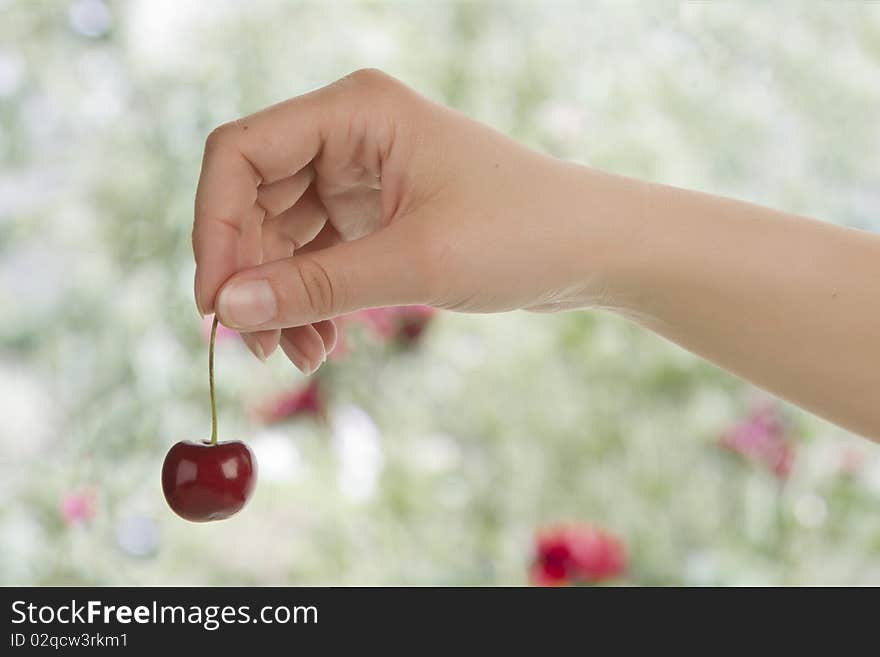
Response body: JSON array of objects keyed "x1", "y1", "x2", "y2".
[{"x1": 209, "y1": 315, "x2": 218, "y2": 445}]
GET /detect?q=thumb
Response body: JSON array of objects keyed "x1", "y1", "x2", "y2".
[{"x1": 215, "y1": 225, "x2": 429, "y2": 330}]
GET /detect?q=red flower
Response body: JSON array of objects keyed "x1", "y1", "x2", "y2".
[
  {"x1": 252, "y1": 380, "x2": 324, "y2": 424},
  {"x1": 719, "y1": 404, "x2": 795, "y2": 479},
  {"x1": 59, "y1": 489, "x2": 96, "y2": 526},
  {"x1": 395, "y1": 305, "x2": 435, "y2": 344},
  {"x1": 353, "y1": 308, "x2": 398, "y2": 340},
  {"x1": 530, "y1": 524, "x2": 626, "y2": 586}
]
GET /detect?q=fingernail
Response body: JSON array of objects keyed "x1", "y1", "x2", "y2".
[
  {"x1": 280, "y1": 335, "x2": 319, "y2": 376},
  {"x1": 248, "y1": 339, "x2": 267, "y2": 362},
  {"x1": 257, "y1": 332, "x2": 279, "y2": 360},
  {"x1": 298, "y1": 352, "x2": 319, "y2": 376},
  {"x1": 308, "y1": 349, "x2": 327, "y2": 375},
  {"x1": 217, "y1": 279, "x2": 277, "y2": 329}
]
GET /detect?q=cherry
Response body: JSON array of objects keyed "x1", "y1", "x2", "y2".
[
  {"x1": 162, "y1": 439, "x2": 256, "y2": 522},
  {"x1": 162, "y1": 316, "x2": 257, "y2": 522}
]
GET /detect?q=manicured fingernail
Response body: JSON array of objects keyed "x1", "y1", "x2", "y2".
[{"x1": 217, "y1": 279, "x2": 277, "y2": 329}]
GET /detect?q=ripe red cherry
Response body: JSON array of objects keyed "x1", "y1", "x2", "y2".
[
  {"x1": 162, "y1": 440, "x2": 257, "y2": 522},
  {"x1": 165, "y1": 316, "x2": 258, "y2": 522}
]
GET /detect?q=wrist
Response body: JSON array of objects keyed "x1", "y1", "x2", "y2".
[{"x1": 548, "y1": 162, "x2": 658, "y2": 317}]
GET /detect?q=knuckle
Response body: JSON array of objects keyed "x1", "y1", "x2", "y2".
[
  {"x1": 340, "y1": 68, "x2": 399, "y2": 100},
  {"x1": 347, "y1": 67, "x2": 390, "y2": 87},
  {"x1": 292, "y1": 256, "x2": 341, "y2": 318},
  {"x1": 204, "y1": 121, "x2": 238, "y2": 154}
]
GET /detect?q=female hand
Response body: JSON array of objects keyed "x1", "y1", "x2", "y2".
[
  {"x1": 193, "y1": 68, "x2": 637, "y2": 373},
  {"x1": 194, "y1": 68, "x2": 880, "y2": 440}
]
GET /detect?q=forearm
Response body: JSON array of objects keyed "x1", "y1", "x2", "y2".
[{"x1": 577, "y1": 166, "x2": 880, "y2": 440}]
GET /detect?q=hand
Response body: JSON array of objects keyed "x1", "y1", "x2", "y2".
[{"x1": 193, "y1": 68, "x2": 636, "y2": 373}]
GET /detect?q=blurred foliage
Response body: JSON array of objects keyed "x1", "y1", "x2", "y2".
[{"x1": 1, "y1": 0, "x2": 880, "y2": 585}]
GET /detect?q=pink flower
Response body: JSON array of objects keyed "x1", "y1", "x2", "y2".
[
  {"x1": 59, "y1": 490, "x2": 96, "y2": 526},
  {"x1": 201, "y1": 315, "x2": 239, "y2": 343},
  {"x1": 719, "y1": 404, "x2": 795, "y2": 479},
  {"x1": 252, "y1": 380, "x2": 324, "y2": 424},
  {"x1": 530, "y1": 524, "x2": 627, "y2": 586},
  {"x1": 353, "y1": 308, "x2": 398, "y2": 340}
]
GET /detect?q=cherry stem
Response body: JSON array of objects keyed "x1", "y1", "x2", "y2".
[{"x1": 209, "y1": 315, "x2": 218, "y2": 445}]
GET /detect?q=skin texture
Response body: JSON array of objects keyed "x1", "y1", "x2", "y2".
[{"x1": 193, "y1": 68, "x2": 880, "y2": 441}]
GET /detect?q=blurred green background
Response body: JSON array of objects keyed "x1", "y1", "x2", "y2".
[{"x1": 2, "y1": 0, "x2": 880, "y2": 586}]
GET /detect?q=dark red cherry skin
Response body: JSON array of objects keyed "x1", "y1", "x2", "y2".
[{"x1": 161, "y1": 440, "x2": 257, "y2": 522}]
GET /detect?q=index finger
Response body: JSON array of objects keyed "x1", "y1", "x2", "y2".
[{"x1": 192, "y1": 84, "x2": 331, "y2": 314}]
